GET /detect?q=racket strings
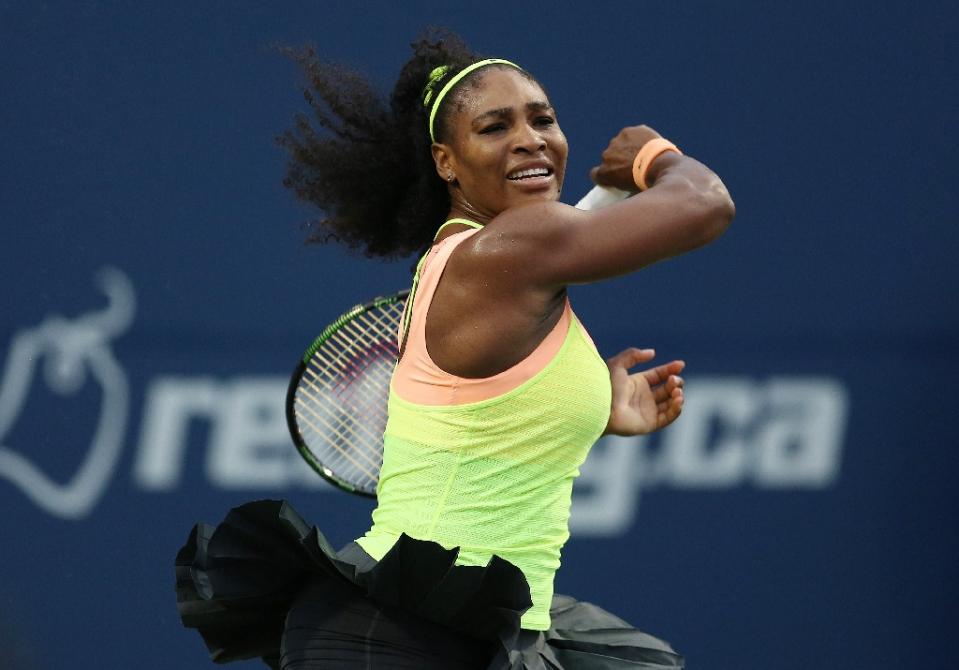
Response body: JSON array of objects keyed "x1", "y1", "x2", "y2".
[
  {"x1": 297, "y1": 356, "x2": 388, "y2": 469},
  {"x1": 297, "y1": 372, "x2": 387, "y2": 453},
  {"x1": 307, "y1": 307, "x2": 402, "y2": 393},
  {"x1": 292, "y1": 298, "x2": 407, "y2": 492},
  {"x1": 294, "y1": 378, "x2": 382, "y2": 479}
]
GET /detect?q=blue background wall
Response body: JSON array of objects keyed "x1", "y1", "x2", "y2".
[{"x1": 1, "y1": 2, "x2": 956, "y2": 668}]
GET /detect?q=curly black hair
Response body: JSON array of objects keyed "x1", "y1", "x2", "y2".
[{"x1": 277, "y1": 28, "x2": 536, "y2": 259}]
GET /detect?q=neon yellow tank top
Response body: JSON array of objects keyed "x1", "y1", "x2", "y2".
[{"x1": 356, "y1": 221, "x2": 611, "y2": 630}]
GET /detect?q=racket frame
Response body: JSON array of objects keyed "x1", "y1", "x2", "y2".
[{"x1": 285, "y1": 289, "x2": 409, "y2": 497}]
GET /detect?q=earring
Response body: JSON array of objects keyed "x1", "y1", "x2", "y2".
[{"x1": 447, "y1": 173, "x2": 455, "y2": 183}]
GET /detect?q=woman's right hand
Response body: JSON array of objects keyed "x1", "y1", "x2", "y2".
[{"x1": 589, "y1": 125, "x2": 664, "y2": 192}]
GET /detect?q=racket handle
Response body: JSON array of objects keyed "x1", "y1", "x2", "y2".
[{"x1": 574, "y1": 185, "x2": 630, "y2": 211}]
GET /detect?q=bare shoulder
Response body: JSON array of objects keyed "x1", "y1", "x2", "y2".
[
  {"x1": 456, "y1": 200, "x2": 584, "y2": 269},
  {"x1": 427, "y1": 202, "x2": 574, "y2": 375}
]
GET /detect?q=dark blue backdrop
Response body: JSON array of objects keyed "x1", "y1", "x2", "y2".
[{"x1": 2, "y1": 2, "x2": 957, "y2": 668}]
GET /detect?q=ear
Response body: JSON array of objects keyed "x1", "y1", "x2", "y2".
[{"x1": 431, "y1": 143, "x2": 456, "y2": 183}]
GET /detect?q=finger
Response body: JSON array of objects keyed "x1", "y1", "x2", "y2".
[
  {"x1": 658, "y1": 391, "x2": 684, "y2": 427},
  {"x1": 657, "y1": 385, "x2": 684, "y2": 411},
  {"x1": 642, "y1": 360, "x2": 685, "y2": 386},
  {"x1": 652, "y1": 376, "x2": 680, "y2": 402},
  {"x1": 590, "y1": 165, "x2": 615, "y2": 186},
  {"x1": 608, "y1": 347, "x2": 655, "y2": 369},
  {"x1": 659, "y1": 385, "x2": 684, "y2": 406},
  {"x1": 652, "y1": 378, "x2": 683, "y2": 404}
]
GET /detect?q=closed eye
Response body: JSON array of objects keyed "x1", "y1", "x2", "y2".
[{"x1": 480, "y1": 122, "x2": 507, "y2": 134}]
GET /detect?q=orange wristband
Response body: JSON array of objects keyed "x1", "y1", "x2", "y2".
[{"x1": 632, "y1": 138, "x2": 682, "y2": 190}]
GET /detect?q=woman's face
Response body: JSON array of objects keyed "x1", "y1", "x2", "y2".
[{"x1": 435, "y1": 68, "x2": 568, "y2": 219}]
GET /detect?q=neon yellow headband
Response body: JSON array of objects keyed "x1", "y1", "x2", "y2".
[{"x1": 423, "y1": 58, "x2": 522, "y2": 143}]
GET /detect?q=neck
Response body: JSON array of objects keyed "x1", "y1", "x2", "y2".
[
  {"x1": 434, "y1": 216, "x2": 481, "y2": 243},
  {"x1": 447, "y1": 189, "x2": 494, "y2": 226}
]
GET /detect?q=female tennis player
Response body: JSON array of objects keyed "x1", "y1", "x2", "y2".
[{"x1": 175, "y1": 29, "x2": 733, "y2": 669}]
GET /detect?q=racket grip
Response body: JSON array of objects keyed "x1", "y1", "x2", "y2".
[{"x1": 574, "y1": 185, "x2": 631, "y2": 211}]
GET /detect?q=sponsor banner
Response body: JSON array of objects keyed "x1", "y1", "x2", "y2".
[{"x1": 2, "y1": 268, "x2": 849, "y2": 532}]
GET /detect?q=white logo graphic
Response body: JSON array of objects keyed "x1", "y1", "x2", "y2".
[{"x1": 0, "y1": 268, "x2": 134, "y2": 518}]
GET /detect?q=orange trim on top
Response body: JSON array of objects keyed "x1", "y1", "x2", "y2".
[{"x1": 392, "y1": 229, "x2": 572, "y2": 406}]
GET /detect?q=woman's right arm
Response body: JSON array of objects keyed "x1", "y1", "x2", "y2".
[{"x1": 471, "y1": 126, "x2": 735, "y2": 289}]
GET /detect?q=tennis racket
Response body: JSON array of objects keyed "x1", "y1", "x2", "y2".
[{"x1": 286, "y1": 185, "x2": 630, "y2": 496}]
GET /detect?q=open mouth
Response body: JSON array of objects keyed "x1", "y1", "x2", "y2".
[{"x1": 507, "y1": 167, "x2": 554, "y2": 181}]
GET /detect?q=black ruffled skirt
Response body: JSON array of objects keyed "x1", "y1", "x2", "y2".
[{"x1": 175, "y1": 500, "x2": 684, "y2": 669}]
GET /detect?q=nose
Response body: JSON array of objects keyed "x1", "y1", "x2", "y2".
[{"x1": 512, "y1": 122, "x2": 546, "y2": 154}]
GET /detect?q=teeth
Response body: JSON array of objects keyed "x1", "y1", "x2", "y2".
[{"x1": 508, "y1": 167, "x2": 550, "y2": 180}]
